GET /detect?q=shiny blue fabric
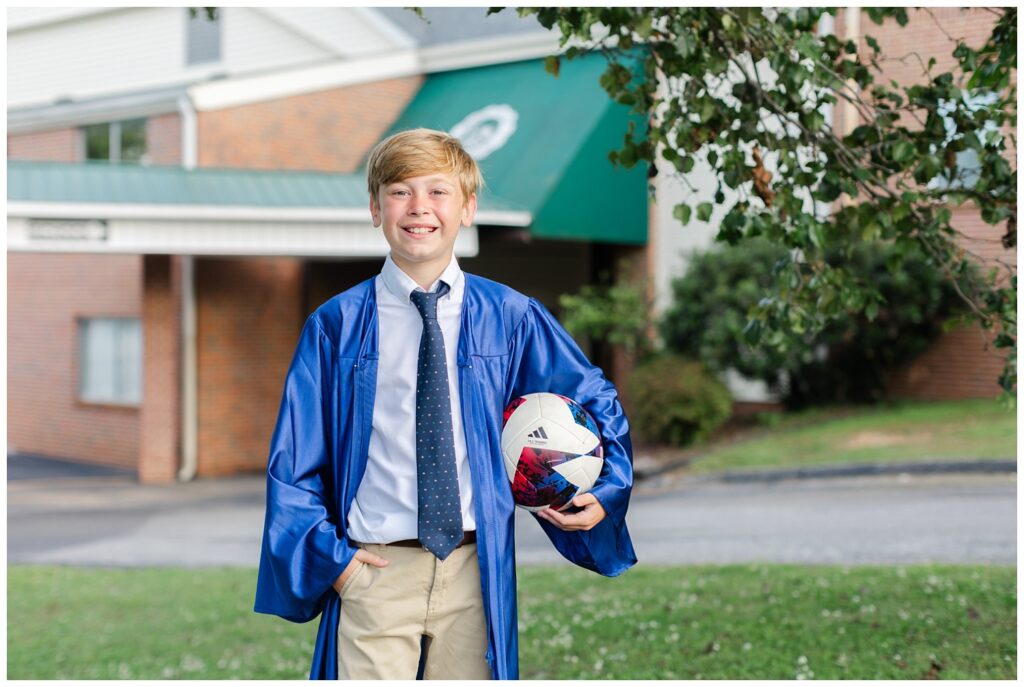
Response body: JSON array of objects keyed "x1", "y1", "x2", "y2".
[{"x1": 254, "y1": 273, "x2": 637, "y2": 680}]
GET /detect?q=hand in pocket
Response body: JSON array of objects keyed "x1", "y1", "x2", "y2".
[{"x1": 333, "y1": 549, "x2": 389, "y2": 595}]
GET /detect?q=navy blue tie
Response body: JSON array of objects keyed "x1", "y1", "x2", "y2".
[{"x1": 410, "y1": 282, "x2": 464, "y2": 559}]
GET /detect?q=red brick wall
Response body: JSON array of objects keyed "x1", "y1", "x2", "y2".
[
  {"x1": 146, "y1": 112, "x2": 182, "y2": 166},
  {"x1": 139, "y1": 255, "x2": 182, "y2": 483},
  {"x1": 887, "y1": 321, "x2": 1006, "y2": 399},
  {"x1": 197, "y1": 76, "x2": 423, "y2": 172},
  {"x1": 837, "y1": 8, "x2": 1015, "y2": 400},
  {"x1": 195, "y1": 257, "x2": 304, "y2": 477},
  {"x1": 7, "y1": 253, "x2": 142, "y2": 468},
  {"x1": 9, "y1": 113, "x2": 180, "y2": 165},
  {"x1": 888, "y1": 204, "x2": 1014, "y2": 399},
  {"x1": 7, "y1": 127, "x2": 79, "y2": 161}
]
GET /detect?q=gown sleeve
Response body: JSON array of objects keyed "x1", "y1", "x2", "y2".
[
  {"x1": 505, "y1": 297, "x2": 638, "y2": 576},
  {"x1": 254, "y1": 315, "x2": 358, "y2": 623}
]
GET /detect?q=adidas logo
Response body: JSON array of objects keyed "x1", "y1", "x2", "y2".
[{"x1": 527, "y1": 427, "x2": 549, "y2": 440}]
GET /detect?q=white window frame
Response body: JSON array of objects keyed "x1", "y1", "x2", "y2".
[
  {"x1": 80, "y1": 119, "x2": 147, "y2": 164},
  {"x1": 77, "y1": 316, "x2": 143, "y2": 407}
]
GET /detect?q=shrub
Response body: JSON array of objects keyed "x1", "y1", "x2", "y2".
[
  {"x1": 559, "y1": 256, "x2": 653, "y2": 357},
  {"x1": 660, "y1": 237, "x2": 967, "y2": 408},
  {"x1": 660, "y1": 238, "x2": 793, "y2": 388},
  {"x1": 627, "y1": 354, "x2": 732, "y2": 447}
]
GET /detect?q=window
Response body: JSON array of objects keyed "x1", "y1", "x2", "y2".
[
  {"x1": 82, "y1": 119, "x2": 147, "y2": 164},
  {"x1": 78, "y1": 317, "x2": 143, "y2": 405},
  {"x1": 186, "y1": 8, "x2": 221, "y2": 66},
  {"x1": 930, "y1": 89, "x2": 1001, "y2": 191}
]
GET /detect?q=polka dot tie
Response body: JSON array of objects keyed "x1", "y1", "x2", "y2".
[{"x1": 410, "y1": 282, "x2": 464, "y2": 560}]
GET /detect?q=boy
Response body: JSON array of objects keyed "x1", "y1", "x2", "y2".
[{"x1": 254, "y1": 128, "x2": 636, "y2": 680}]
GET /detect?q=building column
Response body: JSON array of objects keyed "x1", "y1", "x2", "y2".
[
  {"x1": 610, "y1": 244, "x2": 648, "y2": 418},
  {"x1": 139, "y1": 254, "x2": 182, "y2": 483}
]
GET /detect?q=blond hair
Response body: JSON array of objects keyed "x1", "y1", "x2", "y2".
[{"x1": 366, "y1": 128, "x2": 483, "y2": 203}]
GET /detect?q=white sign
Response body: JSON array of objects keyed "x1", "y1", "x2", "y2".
[
  {"x1": 28, "y1": 218, "x2": 108, "y2": 242},
  {"x1": 449, "y1": 104, "x2": 518, "y2": 160}
]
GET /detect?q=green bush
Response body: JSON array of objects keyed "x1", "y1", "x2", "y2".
[
  {"x1": 660, "y1": 239, "x2": 793, "y2": 387},
  {"x1": 559, "y1": 255, "x2": 652, "y2": 357},
  {"x1": 660, "y1": 238, "x2": 967, "y2": 408},
  {"x1": 627, "y1": 354, "x2": 732, "y2": 447}
]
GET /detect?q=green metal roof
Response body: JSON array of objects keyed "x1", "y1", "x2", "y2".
[
  {"x1": 378, "y1": 53, "x2": 648, "y2": 245},
  {"x1": 6, "y1": 160, "x2": 527, "y2": 215}
]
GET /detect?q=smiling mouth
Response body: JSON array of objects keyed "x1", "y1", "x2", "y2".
[{"x1": 403, "y1": 226, "x2": 438, "y2": 235}]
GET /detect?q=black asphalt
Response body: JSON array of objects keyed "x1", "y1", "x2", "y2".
[{"x1": 8, "y1": 453, "x2": 137, "y2": 481}]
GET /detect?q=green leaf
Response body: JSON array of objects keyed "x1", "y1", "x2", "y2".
[
  {"x1": 804, "y1": 110, "x2": 825, "y2": 132},
  {"x1": 742, "y1": 318, "x2": 763, "y2": 345},
  {"x1": 544, "y1": 55, "x2": 561, "y2": 77},
  {"x1": 865, "y1": 301, "x2": 879, "y2": 322},
  {"x1": 699, "y1": 99, "x2": 716, "y2": 123},
  {"x1": 697, "y1": 202, "x2": 714, "y2": 223},
  {"x1": 892, "y1": 140, "x2": 915, "y2": 164},
  {"x1": 635, "y1": 13, "x2": 653, "y2": 39},
  {"x1": 674, "y1": 204, "x2": 692, "y2": 226},
  {"x1": 676, "y1": 155, "x2": 695, "y2": 173}
]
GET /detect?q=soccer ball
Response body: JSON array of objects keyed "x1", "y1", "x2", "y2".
[{"x1": 500, "y1": 392, "x2": 604, "y2": 512}]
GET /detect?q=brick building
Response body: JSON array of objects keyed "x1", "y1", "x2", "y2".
[
  {"x1": 833, "y1": 7, "x2": 1015, "y2": 399},
  {"x1": 7, "y1": 8, "x2": 645, "y2": 481},
  {"x1": 650, "y1": 7, "x2": 1014, "y2": 402},
  {"x1": 7, "y1": 8, "x2": 1012, "y2": 483}
]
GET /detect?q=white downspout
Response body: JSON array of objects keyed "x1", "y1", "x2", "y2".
[{"x1": 177, "y1": 93, "x2": 199, "y2": 482}]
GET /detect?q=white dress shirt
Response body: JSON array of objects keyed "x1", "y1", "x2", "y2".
[{"x1": 346, "y1": 253, "x2": 476, "y2": 543}]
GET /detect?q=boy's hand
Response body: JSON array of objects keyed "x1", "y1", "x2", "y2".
[
  {"x1": 332, "y1": 549, "x2": 389, "y2": 594},
  {"x1": 536, "y1": 493, "x2": 606, "y2": 531}
]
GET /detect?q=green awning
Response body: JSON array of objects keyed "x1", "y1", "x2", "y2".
[{"x1": 379, "y1": 53, "x2": 648, "y2": 245}]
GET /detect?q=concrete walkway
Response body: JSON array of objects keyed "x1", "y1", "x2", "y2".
[{"x1": 7, "y1": 454, "x2": 1017, "y2": 568}]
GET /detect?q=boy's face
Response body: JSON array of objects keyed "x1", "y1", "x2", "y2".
[{"x1": 370, "y1": 172, "x2": 476, "y2": 276}]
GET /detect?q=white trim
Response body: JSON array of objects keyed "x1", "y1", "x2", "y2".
[
  {"x1": 9, "y1": 201, "x2": 372, "y2": 223},
  {"x1": 7, "y1": 201, "x2": 531, "y2": 227},
  {"x1": 8, "y1": 96, "x2": 183, "y2": 135},
  {"x1": 177, "y1": 94, "x2": 197, "y2": 170},
  {"x1": 351, "y1": 7, "x2": 418, "y2": 50},
  {"x1": 187, "y1": 50, "x2": 421, "y2": 111},
  {"x1": 419, "y1": 31, "x2": 562, "y2": 74},
  {"x1": 7, "y1": 216, "x2": 480, "y2": 258},
  {"x1": 186, "y1": 30, "x2": 560, "y2": 112},
  {"x1": 178, "y1": 255, "x2": 198, "y2": 483},
  {"x1": 474, "y1": 209, "x2": 532, "y2": 226},
  {"x1": 7, "y1": 7, "x2": 120, "y2": 32},
  {"x1": 252, "y1": 8, "x2": 348, "y2": 59}
]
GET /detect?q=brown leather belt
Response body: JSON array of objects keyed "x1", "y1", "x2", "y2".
[{"x1": 375, "y1": 531, "x2": 476, "y2": 549}]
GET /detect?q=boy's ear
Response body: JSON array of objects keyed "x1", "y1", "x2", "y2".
[
  {"x1": 461, "y1": 193, "x2": 478, "y2": 228},
  {"x1": 369, "y1": 195, "x2": 381, "y2": 227}
]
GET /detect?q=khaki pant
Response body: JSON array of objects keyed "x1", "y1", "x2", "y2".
[{"x1": 337, "y1": 542, "x2": 491, "y2": 680}]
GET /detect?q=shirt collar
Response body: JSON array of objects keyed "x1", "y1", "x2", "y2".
[{"x1": 380, "y1": 252, "x2": 463, "y2": 304}]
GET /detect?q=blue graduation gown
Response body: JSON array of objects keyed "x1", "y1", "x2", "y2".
[{"x1": 254, "y1": 272, "x2": 637, "y2": 680}]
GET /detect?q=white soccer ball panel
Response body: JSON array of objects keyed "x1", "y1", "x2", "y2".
[
  {"x1": 500, "y1": 396, "x2": 542, "y2": 453},
  {"x1": 553, "y1": 454, "x2": 604, "y2": 492},
  {"x1": 538, "y1": 392, "x2": 574, "y2": 425}
]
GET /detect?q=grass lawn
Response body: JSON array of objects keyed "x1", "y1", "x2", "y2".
[
  {"x1": 689, "y1": 398, "x2": 1016, "y2": 474},
  {"x1": 8, "y1": 563, "x2": 1016, "y2": 679}
]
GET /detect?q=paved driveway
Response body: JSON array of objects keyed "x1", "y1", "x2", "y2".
[{"x1": 7, "y1": 455, "x2": 1016, "y2": 568}]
